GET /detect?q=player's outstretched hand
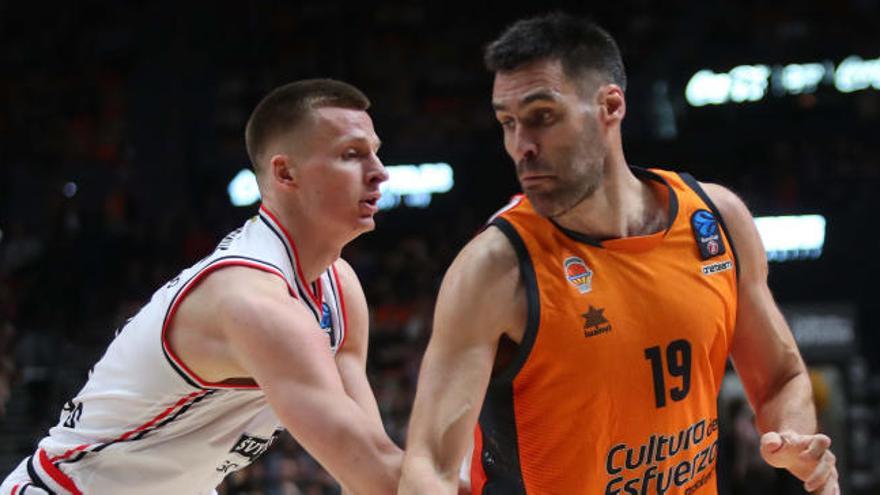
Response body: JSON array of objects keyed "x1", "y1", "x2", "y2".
[{"x1": 760, "y1": 431, "x2": 839, "y2": 494}]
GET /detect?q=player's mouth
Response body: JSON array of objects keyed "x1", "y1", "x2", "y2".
[
  {"x1": 359, "y1": 193, "x2": 381, "y2": 215},
  {"x1": 519, "y1": 174, "x2": 555, "y2": 188}
]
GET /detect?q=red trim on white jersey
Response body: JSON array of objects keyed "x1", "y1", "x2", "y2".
[
  {"x1": 162, "y1": 259, "x2": 296, "y2": 390},
  {"x1": 48, "y1": 390, "x2": 211, "y2": 466},
  {"x1": 33, "y1": 449, "x2": 83, "y2": 495},
  {"x1": 10, "y1": 484, "x2": 19, "y2": 495},
  {"x1": 259, "y1": 205, "x2": 323, "y2": 308},
  {"x1": 330, "y1": 264, "x2": 348, "y2": 350}
]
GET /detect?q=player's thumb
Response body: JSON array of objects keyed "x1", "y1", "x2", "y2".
[{"x1": 759, "y1": 432, "x2": 788, "y2": 467}]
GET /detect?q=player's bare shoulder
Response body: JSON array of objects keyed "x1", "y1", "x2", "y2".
[
  {"x1": 699, "y1": 182, "x2": 750, "y2": 221},
  {"x1": 435, "y1": 225, "x2": 526, "y2": 344},
  {"x1": 699, "y1": 181, "x2": 767, "y2": 283},
  {"x1": 457, "y1": 225, "x2": 519, "y2": 277},
  {"x1": 330, "y1": 257, "x2": 362, "y2": 293},
  {"x1": 169, "y1": 265, "x2": 301, "y2": 382}
]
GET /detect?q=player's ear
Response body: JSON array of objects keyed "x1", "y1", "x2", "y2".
[
  {"x1": 598, "y1": 84, "x2": 626, "y2": 126},
  {"x1": 269, "y1": 153, "x2": 297, "y2": 188}
]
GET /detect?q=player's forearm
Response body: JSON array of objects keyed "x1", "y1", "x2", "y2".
[
  {"x1": 398, "y1": 454, "x2": 460, "y2": 495},
  {"x1": 276, "y1": 397, "x2": 402, "y2": 494},
  {"x1": 339, "y1": 447, "x2": 403, "y2": 495},
  {"x1": 327, "y1": 415, "x2": 403, "y2": 494},
  {"x1": 753, "y1": 370, "x2": 817, "y2": 434},
  {"x1": 338, "y1": 366, "x2": 385, "y2": 429}
]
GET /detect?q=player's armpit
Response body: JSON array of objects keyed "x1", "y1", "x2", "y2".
[
  {"x1": 204, "y1": 267, "x2": 402, "y2": 495},
  {"x1": 399, "y1": 226, "x2": 525, "y2": 495},
  {"x1": 701, "y1": 184, "x2": 815, "y2": 434}
]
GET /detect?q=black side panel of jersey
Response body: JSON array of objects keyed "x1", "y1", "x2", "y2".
[
  {"x1": 678, "y1": 172, "x2": 741, "y2": 280},
  {"x1": 477, "y1": 218, "x2": 541, "y2": 495}
]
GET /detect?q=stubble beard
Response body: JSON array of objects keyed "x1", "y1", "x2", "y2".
[{"x1": 522, "y1": 135, "x2": 606, "y2": 219}]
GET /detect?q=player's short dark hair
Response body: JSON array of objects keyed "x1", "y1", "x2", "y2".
[
  {"x1": 484, "y1": 12, "x2": 627, "y2": 92},
  {"x1": 245, "y1": 79, "x2": 370, "y2": 172}
]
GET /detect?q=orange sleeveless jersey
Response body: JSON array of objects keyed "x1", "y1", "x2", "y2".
[{"x1": 471, "y1": 168, "x2": 738, "y2": 495}]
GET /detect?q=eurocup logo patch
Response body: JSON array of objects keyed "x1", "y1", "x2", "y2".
[
  {"x1": 691, "y1": 209, "x2": 726, "y2": 260},
  {"x1": 563, "y1": 256, "x2": 593, "y2": 294},
  {"x1": 320, "y1": 302, "x2": 332, "y2": 330}
]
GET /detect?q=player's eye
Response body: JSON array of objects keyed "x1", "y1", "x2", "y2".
[{"x1": 534, "y1": 109, "x2": 556, "y2": 125}]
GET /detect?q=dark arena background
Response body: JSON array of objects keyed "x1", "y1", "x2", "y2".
[{"x1": 1, "y1": 1, "x2": 879, "y2": 494}]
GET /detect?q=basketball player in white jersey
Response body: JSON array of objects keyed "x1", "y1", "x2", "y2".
[{"x1": 1, "y1": 79, "x2": 402, "y2": 495}]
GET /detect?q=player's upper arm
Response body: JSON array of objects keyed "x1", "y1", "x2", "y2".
[
  {"x1": 431, "y1": 227, "x2": 521, "y2": 346},
  {"x1": 332, "y1": 258, "x2": 384, "y2": 427},
  {"x1": 333, "y1": 258, "x2": 369, "y2": 366},
  {"x1": 702, "y1": 184, "x2": 807, "y2": 411},
  {"x1": 208, "y1": 267, "x2": 349, "y2": 416},
  {"x1": 701, "y1": 183, "x2": 767, "y2": 286},
  {"x1": 198, "y1": 267, "x2": 401, "y2": 493},
  {"x1": 403, "y1": 225, "x2": 524, "y2": 484}
]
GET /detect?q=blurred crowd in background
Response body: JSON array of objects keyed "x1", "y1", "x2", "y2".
[{"x1": 1, "y1": 1, "x2": 879, "y2": 494}]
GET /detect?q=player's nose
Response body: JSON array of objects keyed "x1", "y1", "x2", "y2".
[
  {"x1": 366, "y1": 154, "x2": 388, "y2": 185},
  {"x1": 512, "y1": 126, "x2": 539, "y2": 162}
]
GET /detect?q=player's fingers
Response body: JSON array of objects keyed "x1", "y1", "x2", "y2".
[
  {"x1": 804, "y1": 451, "x2": 836, "y2": 492},
  {"x1": 800, "y1": 434, "x2": 832, "y2": 460},
  {"x1": 760, "y1": 431, "x2": 784, "y2": 454},
  {"x1": 779, "y1": 430, "x2": 815, "y2": 451},
  {"x1": 816, "y1": 466, "x2": 839, "y2": 495}
]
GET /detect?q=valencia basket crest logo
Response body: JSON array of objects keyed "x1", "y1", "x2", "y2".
[{"x1": 563, "y1": 256, "x2": 593, "y2": 294}]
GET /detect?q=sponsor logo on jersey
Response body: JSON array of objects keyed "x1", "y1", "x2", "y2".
[
  {"x1": 217, "y1": 227, "x2": 244, "y2": 251},
  {"x1": 581, "y1": 305, "x2": 612, "y2": 338},
  {"x1": 604, "y1": 418, "x2": 719, "y2": 495},
  {"x1": 220, "y1": 430, "x2": 281, "y2": 473},
  {"x1": 564, "y1": 256, "x2": 593, "y2": 294},
  {"x1": 61, "y1": 400, "x2": 83, "y2": 429},
  {"x1": 690, "y1": 210, "x2": 726, "y2": 260},
  {"x1": 230, "y1": 433, "x2": 275, "y2": 462},
  {"x1": 701, "y1": 260, "x2": 732, "y2": 275}
]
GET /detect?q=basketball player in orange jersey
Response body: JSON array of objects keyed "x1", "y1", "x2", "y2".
[
  {"x1": 1, "y1": 80, "x2": 401, "y2": 495},
  {"x1": 399, "y1": 13, "x2": 838, "y2": 495}
]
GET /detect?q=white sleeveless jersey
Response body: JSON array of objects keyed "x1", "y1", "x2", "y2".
[{"x1": 16, "y1": 206, "x2": 348, "y2": 495}]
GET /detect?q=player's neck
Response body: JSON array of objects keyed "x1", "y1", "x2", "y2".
[
  {"x1": 262, "y1": 202, "x2": 343, "y2": 283},
  {"x1": 553, "y1": 159, "x2": 668, "y2": 240}
]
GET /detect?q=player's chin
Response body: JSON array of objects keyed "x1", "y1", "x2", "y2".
[{"x1": 354, "y1": 215, "x2": 377, "y2": 232}]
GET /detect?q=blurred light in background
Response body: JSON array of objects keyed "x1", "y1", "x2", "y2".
[
  {"x1": 377, "y1": 163, "x2": 453, "y2": 210},
  {"x1": 686, "y1": 65, "x2": 771, "y2": 106},
  {"x1": 227, "y1": 162, "x2": 454, "y2": 210},
  {"x1": 835, "y1": 55, "x2": 880, "y2": 93},
  {"x1": 228, "y1": 168, "x2": 261, "y2": 207},
  {"x1": 780, "y1": 62, "x2": 827, "y2": 95},
  {"x1": 62, "y1": 181, "x2": 78, "y2": 198},
  {"x1": 686, "y1": 55, "x2": 880, "y2": 106},
  {"x1": 754, "y1": 214, "x2": 826, "y2": 262}
]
